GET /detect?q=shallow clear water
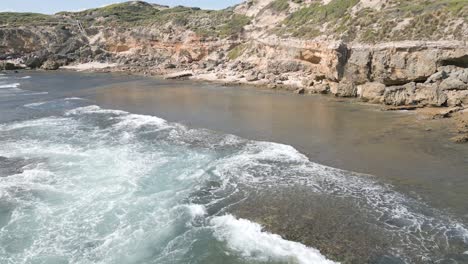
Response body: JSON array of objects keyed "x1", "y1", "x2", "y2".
[{"x1": 0, "y1": 73, "x2": 467, "y2": 263}]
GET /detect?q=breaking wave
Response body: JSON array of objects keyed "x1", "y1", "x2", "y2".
[{"x1": 0, "y1": 99, "x2": 466, "y2": 263}]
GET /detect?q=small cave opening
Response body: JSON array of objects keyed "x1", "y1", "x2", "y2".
[{"x1": 440, "y1": 55, "x2": 468, "y2": 68}]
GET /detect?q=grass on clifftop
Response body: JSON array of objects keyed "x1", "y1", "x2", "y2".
[
  {"x1": 274, "y1": 0, "x2": 468, "y2": 42},
  {"x1": 59, "y1": 2, "x2": 250, "y2": 38},
  {"x1": 276, "y1": 0, "x2": 359, "y2": 38},
  {"x1": 267, "y1": 0, "x2": 291, "y2": 13},
  {"x1": 0, "y1": 12, "x2": 58, "y2": 26}
]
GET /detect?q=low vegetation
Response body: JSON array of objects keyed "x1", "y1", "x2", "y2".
[
  {"x1": 0, "y1": 12, "x2": 58, "y2": 26},
  {"x1": 266, "y1": 0, "x2": 290, "y2": 13},
  {"x1": 58, "y1": 2, "x2": 250, "y2": 38},
  {"x1": 274, "y1": 0, "x2": 468, "y2": 42},
  {"x1": 228, "y1": 43, "x2": 249, "y2": 60}
]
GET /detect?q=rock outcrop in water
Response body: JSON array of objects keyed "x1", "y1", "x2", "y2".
[{"x1": 0, "y1": 0, "x2": 467, "y2": 139}]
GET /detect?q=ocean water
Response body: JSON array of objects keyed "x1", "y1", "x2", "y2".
[{"x1": 0, "y1": 73, "x2": 467, "y2": 263}]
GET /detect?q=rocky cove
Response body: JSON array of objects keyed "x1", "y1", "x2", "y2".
[{"x1": 1, "y1": 1, "x2": 467, "y2": 142}]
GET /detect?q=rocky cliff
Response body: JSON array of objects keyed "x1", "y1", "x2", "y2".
[{"x1": 1, "y1": 0, "x2": 467, "y2": 139}]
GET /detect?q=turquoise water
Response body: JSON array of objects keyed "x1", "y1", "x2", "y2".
[{"x1": 0, "y1": 73, "x2": 467, "y2": 263}]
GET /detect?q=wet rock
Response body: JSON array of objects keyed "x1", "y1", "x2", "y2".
[{"x1": 0, "y1": 156, "x2": 29, "y2": 176}]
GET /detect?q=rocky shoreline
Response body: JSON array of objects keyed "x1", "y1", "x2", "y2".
[{"x1": 1, "y1": 1, "x2": 467, "y2": 142}]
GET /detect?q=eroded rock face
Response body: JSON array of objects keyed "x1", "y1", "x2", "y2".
[
  {"x1": 357, "y1": 82, "x2": 385, "y2": 103},
  {"x1": 0, "y1": 2, "x2": 466, "y2": 111}
]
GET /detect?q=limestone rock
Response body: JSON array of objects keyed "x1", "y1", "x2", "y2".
[
  {"x1": 331, "y1": 82, "x2": 357, "y2": 97},
  {"x1": 41, "y1": 60, "x2": 60, "y2": 70},
  {"x1": 446, "y1": 90, "x2": 468, "y2": 106},
  {"x1": 245, "y1": 72, "x2": 258, "y2": 82},
  {"x1": 358, "y1": 82, "x2": 386, "y2": 103},
  {"x1": 307, "y1": 83, "x2": 329, "y2": 94},
  {"x1": 383, "y1": 82, "x2": 416, "y2": 106},
  {"x1": 440, "y1": 77, "x2": 468, "y2": 91},
  {"x1": 294, "y1": 88, "x2": 305, "y2": 94},
  {"x1": 25, "y1": 57, "x2": 44, "y2": 69},
  {"x1": 301, "y1": 78, "x2": 315, "y2": 87},
  {"x1": 0, "y1": 62, "x2": 17, "y2": 70},
  {"x1": 425, "y1": 71, "x2": 448, "y2": 84},
  {"x1": 414, "y1": 83, "x2": 448, "y2": 106}
]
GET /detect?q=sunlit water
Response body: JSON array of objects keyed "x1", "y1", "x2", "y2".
[{"x1": 0, "y1": 74, "x2": 467, "y2": 263}]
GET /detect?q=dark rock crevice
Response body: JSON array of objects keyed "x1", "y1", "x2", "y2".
[{"x1": 440, "y1": 55, "x2": 468, "y2": 68}]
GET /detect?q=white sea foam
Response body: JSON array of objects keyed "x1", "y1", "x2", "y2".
[
  {"x1": 211, "y1": 214, "x2": 338, "y2": 264},
  {"x1": 24, "y1": 101, "x2": 47, "y2": 108},
  {"x1": 187, "y1": 204, "x2": 207, "y2": 218},
  {"x1": 24, "y1": 97, "x2": 85, "y2": 109},
  {"x1": 65, "y1": 105, "x2": 127, "y2": 116},
  {"x1": 0, "y1": 83, "x2": 20, "y2": 88},
  {"x1": 1, "y1": 101, "x2": 467, "y2": 263},
  {"x1": 114, "y1": 113, "x2": 167, "y2": 129}
]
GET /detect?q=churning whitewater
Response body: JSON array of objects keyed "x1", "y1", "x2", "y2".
[{"x1": 0, "y1": 75, "x2": 467, "y2": 263}]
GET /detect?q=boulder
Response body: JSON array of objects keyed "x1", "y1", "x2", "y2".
[
  {"x1": 41, "y1": 60, "x2": 60, "y2": 70},
  {"x1": 25, "y1": 57, "x2": 44, "y2": 69},
  {"x1": 216, "y1": 73, "x2": 226, "y2": 79},
  {"x1": 451, "y1": 69, "x2": 468, "y2": 83},
  {"x1": 425, "y1": 71, "x2": 448, "y2": 84},
  {"x1": 294, "y1": 88, "x2": 305, "y2": 94},
  {"x1": 446, "y1": 90, "x2": 468, "y2": 107},
  {"x1": 307, "y1": 83, "x2": 329, "y2": 94},
  {"x1": 163, "y1": 63, "x2": 176, "y2": 69},
  {"x1": 439, "y1": 77, "x2": 468, "y2": 91},
  {"x1": 164, "y1": 71, "x2": 193, "y2": 80},
  {"x1": 301, "y1": 78, "x2": 314, "y2": 87},
  {"x1": 358, "y1": 82, "x2": 386, "y2": 103},
  {"x1": 331, "y1": 82, "x2": 357, "y2": 97},
  {"x1": 414, "y1": 83, "x2": 448, "y2": 106},
  {"x1": 0, "y1": 62, "x2": 17, "y2": 70},
  {"x1": 383, "y1": 82, "x2": 416, "y2": 106},
  {"x1": 245, "y1": 73, "x2": 258, "y2": 82}
]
